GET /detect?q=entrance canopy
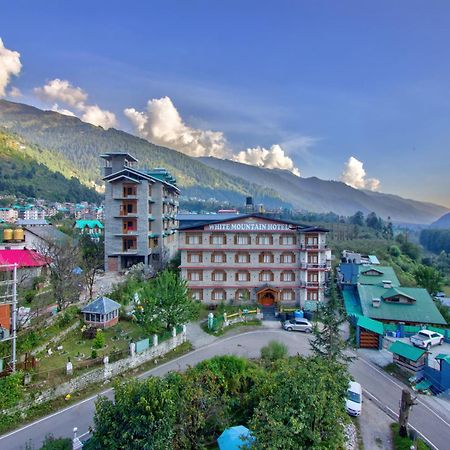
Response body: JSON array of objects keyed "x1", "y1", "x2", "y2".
[{"x1": 256, "y1": 286, "x2": 280, "y2": 306}]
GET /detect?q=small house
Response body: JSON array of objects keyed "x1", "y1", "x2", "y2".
[
  {"x1": 388, "y1": 341, "x2": 427, "y2": 373},
  {"x1": 81, "y1": 296, "x2": 120, "y2": 328},
  {"x1": 75, "y1": 220, "x2": 104, "y2": 240}
]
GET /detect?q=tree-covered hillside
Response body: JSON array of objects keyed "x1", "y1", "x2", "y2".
[
  {"x1": 0, "y1": 100, "x2": 289, "y2": 208},
  {"x1": 0, "y1": 130, "x2": 101, "y2": 203}
]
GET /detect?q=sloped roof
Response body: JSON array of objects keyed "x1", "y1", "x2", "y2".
[
  {"x1": 389, "y1": 341, "x2": 425, "y2": 362},
  {"x1": 81, "y1": 296, "x2": 121, "y2": 315},
  {"x1": 435, "y1": 354, "x2": 450, "y2": 365},
  {"x1": 0, "y1": 249, "x2": 48, "y2": 268},
  {"x1": 357, "y1": 265, "x2": 400, "y2": 287},
  {"x1": 75, "y1": 220, "x2": 104, "y2": 229},
  {"x1": 382, "y1": 287, "x2": 416, "y2": 302},
  {"x1": 16, "y1": 219, "x2": 48, "y2": 226},
  {"x1": 339, "y1": 263, "x2": 360, "y2": 284},
  {"x1": 24, "y1": 225, "x2": 71, "y2": 244},
  {"x1": 357, "y1": 315, "x2": 384, "y2": 335},
  {"x1": 357, "y1": 284, "x2": 446, "y2": 325}
]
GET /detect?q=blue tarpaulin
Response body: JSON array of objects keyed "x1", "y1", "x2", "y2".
[{"x1": 217, "y1": 425, "x2": 254, "y2": 449}]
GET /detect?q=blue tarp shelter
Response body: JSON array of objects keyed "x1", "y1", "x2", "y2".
[{"x1": 217, "y1": 425, "x2": 254, "y2": 449}]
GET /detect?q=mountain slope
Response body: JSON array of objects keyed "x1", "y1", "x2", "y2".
[
  {"x1": 0, "y1": 100, "x2": 289, "y2": 208},
  {"x1": 198, "y1": 157, "x2": 448, "y2": 224},
  {"x1": 430, "y1": 213, "x2": 450, "y2": 229},
  {"x1": 0, "y1": 130, "x2": 101, "y2": 203}
]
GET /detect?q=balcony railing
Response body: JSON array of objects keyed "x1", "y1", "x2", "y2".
[
  {"x1": 299, "y1": 244, "x2": 327, "y2": 251},
  {"x1": 300, "y1": 281, "x2": 326, "y2": 288},
  {"x1": 300, "y1": 263, "x2": 331, "y2": 270}
]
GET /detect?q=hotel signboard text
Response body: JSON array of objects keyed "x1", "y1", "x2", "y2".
[{"x1": 206, "y1": 222, "x2": 291, "y2": 231}]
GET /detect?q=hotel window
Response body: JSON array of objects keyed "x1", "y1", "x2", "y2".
[
  {"x1": 307, "y1": 291, "x2": 318, "y2": 301},
  {"x1": 306, "y1": 235, "x2": 319, "y2": 246},
  {"x1": 308, "y1": 255, "x2": 318, "y2": 264},
  {"x1": 257, "y1": 234, "x2": 273, "y2": 245},
  {"x1": 235, "y1": 271, "x2": 250, "y2": 282},
  {"x1": 308, "y1": 273, "x2": 319, "y2": 283},
  {"x1": 187, "y1": 252, "x2": 203, "y2": 263},
  {"x1": 235, "y1": 289, "x2": 250, "y2": 301},
  {"x1": 280, "y1": 235, "x2": 296, "y2": 245},
  {"x1": 259, "y1": 252, "x2": 274, "y2": 263},
  {"x1": 212, "y1": 270, "x2": 227, "y2": 282},
  {"x1": 212, "y1": 289, "x2": 226, "y2": 301},
  {"x1": 235, "y1": 252, "x2": 250, "y2": 263},
  {"x1": 281, "y1": 290, "x2": 295, "y2": 301},
  {"x1": 234, "y1": 234, "x2": 251, "y2": 245},
  {"x1": 259, "y1": 270, "x2": 274, "y2": 282},
  {"x1": 210, "y1": 234, "x2": 227, "y2": 245},
  {"x1": 186, "y1": 234, "x2": 201, "y2": 245},
  {"x1": 211, "y1": 252, "x2": 226, "y2": 263},
  {"x1": 190, "y1": 289, "x2": 203, "y2": 301},
  {"x1": 280, "y1": 252, "x2": 295, "y2": 263},
  {"x1": 187, "y1": 270, "x2": 203, "y2": 281},
  {"x1": 281, "y1": 271, "x2": 295, "y2": 282}
]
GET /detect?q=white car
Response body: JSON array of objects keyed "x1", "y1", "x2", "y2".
[
  {"x1": 346, "y1": 381, "x2": 362, "y2": 417},
  {"x1": 410, "y1": 330, "x2": 444, "y2": 350}
]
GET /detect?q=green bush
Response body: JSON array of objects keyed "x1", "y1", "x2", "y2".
[
  {"x1": 39, "y1": 434, "x2": 72, "y2": 449},
  {"x1": 91, "y1": 349, "x2": 98, "y2": 359},
  {"x1": 23, "y1": 289, "x2": 36, "y2": 304},
  {"x1": 260, "y1": 340, "x2": 288, "y2": 362},
  {"x1": 93, "y1": 330, "x2": 105, "y2": 349},
  {"x1": 390, "y1": 423, "x2": 429, "y2": 450},
  {"x1": 0, "y1": 371, "x2": 24, "y2": 410}
]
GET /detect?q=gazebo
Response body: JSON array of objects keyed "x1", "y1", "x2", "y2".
[
  {"x1": 81, "y1": 296, "x2": 121, "y2": 328},
  {"x1": 217, "y1": 425, "x2": 254, "y2": 450}
]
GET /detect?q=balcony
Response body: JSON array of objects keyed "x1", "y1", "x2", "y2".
[
  {"x1": 299, "y1": 244, "x2": 327, "y2": 251},
  {"x1": 115, "y1": 206, "x2": 137, "y2": 217},
  {"x1": 300, "y1": 281, "x2": 326, "y2": 288},
  {"x1": 300, "y1": 263, "x2": 331, "y2": 270}
]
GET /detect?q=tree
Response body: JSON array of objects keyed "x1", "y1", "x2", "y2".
[
  {"x1": 249, "y1": 357, "x2": 349, "y2": 449},
  {"x1": 366, "y1": 212, "x2": 382, "y2": 231},
  {"x1": 36, "y1": 236, "x2": 81, "y2": 311},
  {"x1": 310, "y1": 278, "x2": 352, "y2": 363},
  {"x1": 80, "y1": 234, "x2": 104, "y2": 300},
  {"x1": 414, "y1": 265, "x2": 443, "y2": 296},
  {"x1": 93, "y1": 329, "x2": 105, "y2": 349},
  {"x1": 136, "y1": 270, "x2": 200, "y2": 332},
  {"x1": 349, "y1": 211, "x2": 364, "y2": 227}
]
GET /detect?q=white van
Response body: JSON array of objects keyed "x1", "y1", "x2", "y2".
[{"x1": 346, "y1": 381, "x2": 362, "y2": 416}]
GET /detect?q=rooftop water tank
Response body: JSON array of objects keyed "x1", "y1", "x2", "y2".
[
  {"x1": 13, "y1": 228, "x2": 24, "y2": 241},
  {"x1": 3, "y1": 229, "x2": 13, "y2": 241}
]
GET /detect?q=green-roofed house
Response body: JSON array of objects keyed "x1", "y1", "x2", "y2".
[
  {"x1": 357, "y1": 265, "x2": 400, "y2": 287},
  {"x1": 356, "y1": 315, "x2": 384, "y2": 349},
  {"x1": 388, "y1": 341, "x2": 427, "y2": 373},
  {"x1": 357, "y1": 284, "x2": 446, "y2": 326},
  {"x1": 75, "y1": 220, "x2": 104, "y2": 241}
]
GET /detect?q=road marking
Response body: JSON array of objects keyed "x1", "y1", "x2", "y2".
[
  {"x1": 363, "y1": 389, "x2": 439, "y2": 450},
  {"x1": 358, "y1": 356, "x2": 450, "y2": 429}
]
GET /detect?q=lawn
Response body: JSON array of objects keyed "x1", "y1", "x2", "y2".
[{"x1": 35, "y1": 320, "x2": 149, "y2": 376}]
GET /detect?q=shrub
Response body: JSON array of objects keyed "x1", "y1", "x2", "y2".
[
  {"x1": 0, "y1": 371, "x2": 24, "y2": 410},
  {"x1": 91, "y1": 349, "x2": 98, "y2": 359},
  {"x1": 93, "y1": 330, "x2": 105, "y2": 349},
  {"x1": 39, "y1": 434, "x2": 72, "y2": 449},
  {"x1": 390, "y1": 423, "x2": 429, "y2": 450},
  {"x1": 260, "y1": 340, "x2": 288, "y2": 362},
  {"x1": 23, "y1": 290, "x2": 36, "y2": 304}
]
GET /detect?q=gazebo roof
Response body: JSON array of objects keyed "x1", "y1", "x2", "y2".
[{"x1": 81, "y1": 296, "x2": 121, "y2": 315}]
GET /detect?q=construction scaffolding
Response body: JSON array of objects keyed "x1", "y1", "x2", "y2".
[{"x1": 0, "y1": 263, "x2": 18, "y2": 372}]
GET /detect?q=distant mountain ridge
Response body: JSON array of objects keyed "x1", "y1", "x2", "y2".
[
  {"x1": 198, "y1": 157, "x2": 448, "y2": 224},
  {"x1": 430, "y1": 213, "x2": 450, "y2": 229},
  {"x1": 0, "y1": 99, "x2": 447, "y2": 223}
]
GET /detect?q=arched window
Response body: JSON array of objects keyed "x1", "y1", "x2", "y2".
[
  {"x1": 235, "y1": 252, "x2": 250, "y2": 263},
  {"x1": 258, "y1": 252, "x2": 274, "y2": 263},
  {"x1": 212, "y1": 270, "x2": 227, "y2": 282},
  {"x1": 211, "y1": 252, "x2": 226, "y2": 263},
  {"x1": 281, "y1": 289, "x2": 295, "y2": 301},
  {"x1": 190, "y1": 289, "x2": 203, "y2": 300},
  {"x1": 210, "y1": 234, "x2": 227, "y2": 245},
  {"x1": 187, "y1": 270, "x2": 203, "y2": 281},
  {"x1": 259, "y1": 270, "x2": 274, "y2": 282},
  {"x1": 256, "y1": 234, "x2": 273, "y2": 245},
  {"x1": 281, "y1": 271, "x2": 295, "y2": 282},
  {"x1": 234, "y1": 234, "x2": 251, "y2": 245},
  {"x1": 235, "y1": 289, "x2": 250, "y2": 301},
  {"x1": 280, "y1": 234, "x2": 296, "y2": 245},
  {"x1": 280, "y1": 252, "x2": 295, "y2": 264},
  {"x1": 212, "y1": 288, "x2": 226, "y2": 301},
  {"x1": 187, "y1": 252, "x2": 202, "y2": 263},
  {"x1": 235, "y1": 270, "x2": 251, "y2": 282}
]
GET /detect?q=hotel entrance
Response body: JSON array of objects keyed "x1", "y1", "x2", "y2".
[{"x1": 257, "y1": 287, "x2": 280, "y2": 306}]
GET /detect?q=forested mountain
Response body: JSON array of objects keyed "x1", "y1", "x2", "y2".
[
  {"x1": 199, "y1": 157, "x2": 448, "y2": 224},
  {"x1": 0, "y1": 100, "x2": 288, "y2": 208},
  {"x1": 430, "y1": 213, "x2": 450, "y2": 229},
  {"x1": 0, "y1": 130, "x2": 100, "y2": 203}
]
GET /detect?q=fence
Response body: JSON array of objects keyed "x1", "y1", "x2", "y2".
[{"x1": 383, "y1": 323, "x2": 450, "y2": 342}]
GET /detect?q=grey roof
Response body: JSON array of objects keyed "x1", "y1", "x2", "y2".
[
  {"x1": 16, "y1": 219, "x2": 48, "y2": 226},
  {"x1": 99, "y1": 152, "x2": 138, "y2": 162},
  {"x1": 24, "y1": 225, "x2": 71, "y2": 244},
  {"x1": 81, "y1": 296, "x2": 121, "y2": 315}
]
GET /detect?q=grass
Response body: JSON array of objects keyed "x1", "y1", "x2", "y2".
[
  {"x1": 201, "y1": 319, "x2": 262, "y2": 336},
  {"x1": 0, "y1": 341, "x2": 193, "y2": 435},
  {"x1": 390, "y1": 423, "x2": 430, "y2": 450},
  {"x1": 383, "y1": 363, "x2": 414, "y2": 385}
]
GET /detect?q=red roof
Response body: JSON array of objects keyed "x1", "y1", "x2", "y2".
[{"x1": 0, "y1": 250, "x2": 48, "y2": 268}]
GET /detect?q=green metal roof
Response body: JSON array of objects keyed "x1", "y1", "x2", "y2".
[
  {"x1": 388, "y1": 341, "x2": 425, "y2": 361},
  {"x1": 382, "y1": 287, "x2": 416, "y2": 301},
  {"x1": 357, "y1": 265, "x2": 400, "y2": 287},
  {"x1": 357, "y1": 315, "x2": 384, "y2": 335},
  {"x1": 357, "y1": 284, "x2": 447, "y2": 325},
  {"x1": 342, "y1": 288, "x2": 363, "y2": 316},
  {"x1": 75, "y1": 220, "x2": 104, "y2": 229},
  {"x1": 435, "y1": 353, "x2": 450, "y2": 364}
]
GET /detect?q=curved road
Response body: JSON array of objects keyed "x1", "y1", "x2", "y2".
[{"x1": 1, "y1": 329, "x2": 449, "y2": 449}]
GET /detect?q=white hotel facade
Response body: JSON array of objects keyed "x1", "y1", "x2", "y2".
[{"x1": 178, "y1": 214, "x2": 332, "y2": 308}]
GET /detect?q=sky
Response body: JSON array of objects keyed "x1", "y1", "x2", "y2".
[{"x1": 1, "y1": 0, "x2": 450, "y2": 207}]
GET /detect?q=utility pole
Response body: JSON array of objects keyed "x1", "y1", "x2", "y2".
[{"x1": 11, "y1": 263, "x2": 17, "y2": 372}]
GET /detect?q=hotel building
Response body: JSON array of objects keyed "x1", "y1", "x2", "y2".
[
  {"x1": 179, "y1": 214, "x2": 331, "y2": 308},
  {"x1": 101, "y1": 152, "x2": 179, "y2": 272}
]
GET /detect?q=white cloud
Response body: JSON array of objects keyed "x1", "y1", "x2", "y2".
[
  {"x1": 8, "y1": 86, "x2": 22, "y2": 98},
  {"x1": 81, "y1": 104, "x2": 117, "y2": 129},
  {"x1": 0, "y1": 38, "x2": 22, "y2": 97},
  {"x1": 124, "y1": 96, "x2": 302, "y2": 176},
  {"x1": 233, "y1": 144, "x2": 300, "y2": 176},
  {"x1": 341, "y1": 156, "x2": 380, "y2": 191},
  {"x1": 124, "y1": 96, "x2": 229, "y2": 158},
  {"x1": 34, "y1": 78, "x2": 117, "y2": 129},
  {"x1": 51, "y1": 103, "x2": 76, "y2": 117}
]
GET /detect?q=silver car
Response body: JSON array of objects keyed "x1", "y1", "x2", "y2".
[{"x1": 283, "y1": 318, "x2": 313, "y2": 333}]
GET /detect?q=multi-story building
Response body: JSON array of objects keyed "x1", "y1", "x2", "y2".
[
  {"x1": 179, "y1": 214, "x2": 331, "y2": 308},
  {"x1": 101, "y1": 152, "x2": 179, "y2": 272},
  {"x1": 0, "y1": 208, "x2": 17, "y2": 223}
]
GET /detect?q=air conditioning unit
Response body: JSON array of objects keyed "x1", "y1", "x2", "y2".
[
  {"x1": 372, "y1": 298, "x2": 381, "y2": 308},
  {"x1": 382, "y1": 280, "x2": 392, "y2": 289}
]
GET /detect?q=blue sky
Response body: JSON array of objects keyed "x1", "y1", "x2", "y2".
[{"x1": 1, "y1": 1, "x2": 450, "y2": 207}]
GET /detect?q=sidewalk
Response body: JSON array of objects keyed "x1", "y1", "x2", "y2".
[{"x1": 186, "y1": 321, "x2": 218, "y2": 349}]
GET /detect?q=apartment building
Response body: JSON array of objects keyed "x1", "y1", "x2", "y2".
[
  {"x1": 101, "y1": 152, "x2": 179, "y2": 272},
  {"x1": 179, "y1": 214, "x2": 331, "y2": 307}
]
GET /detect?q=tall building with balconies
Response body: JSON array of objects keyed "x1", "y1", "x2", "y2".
[
  {"x1": 178, "y1": 214, "x2": 331, "y2": 308},
  {"x1": 101, "y1": 153, "x2": 179, "y2": 272}
]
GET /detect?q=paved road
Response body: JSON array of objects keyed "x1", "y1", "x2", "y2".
[{"x1": 1, "y1": 329, "x2": 449, "y2": 449}]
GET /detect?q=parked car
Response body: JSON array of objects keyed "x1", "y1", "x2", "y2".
[
  {"x1": 410, "y1": 330, "x2": 444, "y2": 350},
  {"x1": 346, "y1": 381, "x2": 362, "y2": 417},
  {"x1": 283, "y1": 318, "x2": 313, "y2": 333}
]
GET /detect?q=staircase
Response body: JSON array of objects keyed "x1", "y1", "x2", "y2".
[{"x1": 262, "y1": 306, "x2": 277, "y2": 321}]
